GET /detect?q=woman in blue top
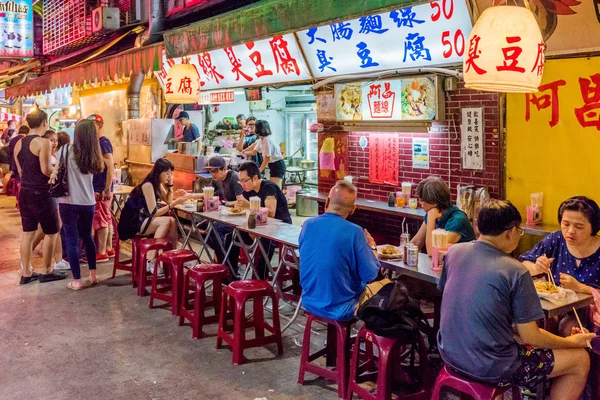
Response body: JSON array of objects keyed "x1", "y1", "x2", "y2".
[
  {"x1": 521, "y1": 196, "x2": 600, "y2": 295},
  {"x1": 411, "y1": 176, "x2": 476, "y2": 255}
]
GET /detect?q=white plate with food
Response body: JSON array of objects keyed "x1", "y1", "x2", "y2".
[
  {"x1": 376, "y1": 245, "x2": 402, "y2": 260},
  {"x1": 220, "y1": 206, "x2": 245, "y2": 216},
  {"x1": 534, "y1": 280, "x2": 578, "y2": 304}
]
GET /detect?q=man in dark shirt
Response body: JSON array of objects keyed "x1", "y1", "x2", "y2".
[
  {"x1": 438, "y1": 200, "x2": 593, "y2": 399},
  {"x1": 234, "y1": 161, "x2": 291, "y2": 279},
  {"x1": 88, "y1": 114, "x2": 114, "y2": 262},
  {"x1": 203, "y1": 155, "x2": 244, "y2": 274},
  {"x1": 175, "y1": 111, "x2": 201, "y2": 142}
]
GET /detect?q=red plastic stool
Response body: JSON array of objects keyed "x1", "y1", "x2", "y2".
[
  {"x1": 179, "y1": 264, "x2": 229, "y2": 338},
  {"x1": 431, "y1": 365, "x2": 521, "y2": 400},
  {"x1": 346, "y1": 326, "x2": 428, "y2": 400},
  {"x1": 136, "y1": 238, "x2": 173, "y2": 297},
  {"x1": 111, "y1": 215, "x2": 134, "y2": 282},
  {"x1": 150, "y1": 249, "x2": 200, "y2": 315},
  {"x1": 297, "y1": 313, "x2": 352, "y2": 399},
  {"x1": 216, "y1": 279, "x2": 283, "y2": 365}
]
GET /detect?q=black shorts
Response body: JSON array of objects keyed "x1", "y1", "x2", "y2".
[
  {"x1": 19, "y1": 186, "x2": 59, "y2": 234},
  {"x1": 500, "y1": 344, "x2": 555, "y2": 389},
  {"x1": 268, "y1": 159, "x2": 286, "y2": 179}
]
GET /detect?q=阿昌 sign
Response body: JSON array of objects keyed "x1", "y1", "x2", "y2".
[
  {"x1": 335, "y1": 76, "x2": 440, "y2": 122},
  {"x1": 297, "y1": 0, "x2": 473, "y2": 78},
  {"x1": 0, "y1": 0, "x2": 33, "y2": 58}
]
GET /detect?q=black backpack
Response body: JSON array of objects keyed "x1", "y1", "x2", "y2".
[{"x1": 357, "y1": 280, "x2": 431, "y2": 341}]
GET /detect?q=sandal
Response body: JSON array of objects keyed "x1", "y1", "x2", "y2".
[{"x1": 67, "y1": 280, "x2": 91, "y2": 291}]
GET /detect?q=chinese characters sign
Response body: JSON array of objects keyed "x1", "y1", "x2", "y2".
[
  {"x1": 335, "y1": 76, "x2": 439, "y2": 121},
  {"x1": 125, "y1": 118, "x2": 151, "y2": 146},
  {"x1": 199, "y1": 90, "x2": 235, "y2": 104},
  {"x1": 412, "y1": 138, "x2": 429, "y2": 169},
  {"x1": 156, "y1": 33, "x2": 311, "y2": 92},
  {"x1": 461, "y1": 107, "x2": 484, "y2": 170},
  {"x1": 0, "y1": 0, "x2": 33, "y2": 58},
  {"x1": 506, "y1": 57, "x2": 600, "y2": 225},
  {"x1": 368, "y1": 133, "x2": 400, "y2": 184},
  {"x1": 298, "y1": 0, "x2": 473, "y2": 78}
]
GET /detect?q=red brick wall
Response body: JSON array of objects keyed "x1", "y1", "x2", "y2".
[{"x1": 316, "y1": 83, "x2": 502, "y2": 244}]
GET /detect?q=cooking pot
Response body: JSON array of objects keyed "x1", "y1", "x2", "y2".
[
  {"x1": 296, "y1": 189, "x2": 318, "y2": 217},
  {"x1": 300, "y1": 159, "x2": 316, "y2": 169},
  {"x1": 177, "y1": 140, "x2": 200, "y2": 155}
]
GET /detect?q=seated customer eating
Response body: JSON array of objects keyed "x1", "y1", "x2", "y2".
[
  {"x1": 411, "y1": 176, "x2": 475, "y2": 255},
  {"x1": 438, "y1": 200, "x2": 593, "y2": 400},
  {"x1": 299, "y1": 180, "x2": 381, "y2": 321},
  {"x1": 234, "y1": 161, "x2": 291, "y2": 279}
]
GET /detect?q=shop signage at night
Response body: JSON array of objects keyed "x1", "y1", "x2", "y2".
[
  {"x1": 334, "y1": 76, "x2": 441, "y2": 122},
  {"x1": 199, "y1": 90, "x2": 235, "y2": 104},
  {"x1": 156, "y1": 33, "x2": 311, "y2": 92},
  {"x1": 0, "y1": 0, "x2": 33, "y2": 58},
  {"x1": 297, "y1": 0, "x2": 473, "y2": 78}
]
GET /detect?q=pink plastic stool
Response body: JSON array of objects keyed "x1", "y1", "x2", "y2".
[
  {"x1": 150, "y1": 249, "x2": 199, "y2": 316},
  {"x1": 431, "y1": 365, "x2": 521, "y2": 400},
  {"x1": 297, "y1": 313, "x2": 352, "y2": 399},
  {"x1": 179, "y1": 264, "x2": 229, "y2": 339},
  {"x1": 346, "y1": 326, "x2": 428, "y2": 400},
  {"x1": 135, "y1": 238, "x2": 173, "y2": 297},
  {"x1": 216, "y1": 279, "x2": 283, "y2": 365}
]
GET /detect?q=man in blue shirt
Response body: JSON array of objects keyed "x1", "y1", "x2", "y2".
[
  {"x1": 438, "y1": 200, "x2": 593, "y2": 399},
  {"x1": 299, "y1": 180, "x2": 380, "y2": 321},
  {"x1": 176, "y1": 111, "x2": 201, "y2": 142}
]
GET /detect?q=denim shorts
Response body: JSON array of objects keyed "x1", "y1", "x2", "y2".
[{"x1": 268, "y1": 159, "x2": 286, "y2": 179}]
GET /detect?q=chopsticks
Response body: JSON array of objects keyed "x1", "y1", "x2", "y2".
[
  {"x1": 547, "y1": 271, "x2": 557, "y2": 287},
  {"x1": 572, "y1": 307, "x2": 592, "y2": 349}
]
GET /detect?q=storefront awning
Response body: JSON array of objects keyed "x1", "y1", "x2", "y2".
[
  {"x1": 164, "y1": 0, "x2": 426, "y2": 58},
  {"x1": 6, "y1": 42, "x2": 164, "y2": 98}
]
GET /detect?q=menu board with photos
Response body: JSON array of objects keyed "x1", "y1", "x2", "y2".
[{"x1": 334, "y1": 76, "x2": 440, "y2": 122}]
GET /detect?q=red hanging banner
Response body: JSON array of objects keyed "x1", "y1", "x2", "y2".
[{"x1": 369, "y1": 132, "x2": 399, "y2": 185}]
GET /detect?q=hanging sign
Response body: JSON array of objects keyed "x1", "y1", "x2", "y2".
[
  {"x1": 335, "y1": 76, "x2": 440, "y2": 122},
  {"x1": 461, "y1": 107, "x2": 484, "y2": 170},
  {"x1": 318, "y1": 134, "x2": 348, "y2": 181},
  {"x1": 412, "y1": 137, "x2": 430, "y2": 169},
  {"x1": 155, "y1": 33, "x2": 312, "y2": 91},
  {"x1": 369, "y1": 132, "x2": 400, "y2": 184},
  {"x1": 199, "y1": 90, "x2": 235, "y2": 104},
  {"x1": 297, "y1": 0, "x2": 473, "y2": 78},
  {"x1": 0, "y1": 0, "x2": 33, "y2": 58}
]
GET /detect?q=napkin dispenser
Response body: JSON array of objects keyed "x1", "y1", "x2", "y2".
[
  {"x1": 205, "y1": 196, "x2": 220, "y2": 212},
  {"x1": 256, "y1": 207, "x2": 269, "y2": 225}
]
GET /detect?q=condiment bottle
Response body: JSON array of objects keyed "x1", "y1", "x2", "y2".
[
  {"x1": 248, "y1": 211, "x2": 256, "y2": 229},
  {"x1": 388, "y1": 192, "x2": 396, "y2": 207},
  {"x1": 196, "y1": 200, "x2": 204, "y2": 212}
]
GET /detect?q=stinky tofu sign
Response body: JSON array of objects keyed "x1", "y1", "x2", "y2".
[
  {"x1": 156, "y1": 33, "x2": 312, "y2": 92},
  {"x1": 297, "y1": 0, "x2": 473, "y2": 78},
  {"x1": 335, "y1": 76, "x2": 439, "y2": 122}
]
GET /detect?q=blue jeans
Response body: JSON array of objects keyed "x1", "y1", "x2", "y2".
[{"x1": 59, "y1": 204, "x2": 96, "y2": 280}]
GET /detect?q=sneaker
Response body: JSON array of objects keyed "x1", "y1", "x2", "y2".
[
  {"x1": 96, "y1": 253, "x2": 110, "y2": 263},
  {"x1": 107, "y1": 249, "x2": 116, "y2": 258},
  {"x1": 54, "y1": 260, "x2": 71, "y2": 271},
  {"x1": 146, "y1": 259, "x2": 164, "y2": 276},
  {"x1": 39, "y1": 271, "x2": 68, "y2": 283}
]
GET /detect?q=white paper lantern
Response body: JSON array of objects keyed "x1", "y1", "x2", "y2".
[
  {"x1": 463, "y1": 6, "x2": 545, "y2": 93},
  {"x1": 165, "y1": 64, "x2": 201, "y2": 104}
]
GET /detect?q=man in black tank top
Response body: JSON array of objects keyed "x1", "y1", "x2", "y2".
[{"x1": 14, "y1": 109, "x2": 66, "y2": 284}]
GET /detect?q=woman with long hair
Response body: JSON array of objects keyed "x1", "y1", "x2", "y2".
[
  {"x1": 118, "y1": 158, "x2": 190, "y2": 272},
  {"x1": 242, "y1": 120, "x2": 285, "y2": 187},
  {"x1": 31, "y1": 130, "x2": 70, "y2": 270},
  {"x1": 50, "y1": 120, "x2": 104, "y2": 290}
]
